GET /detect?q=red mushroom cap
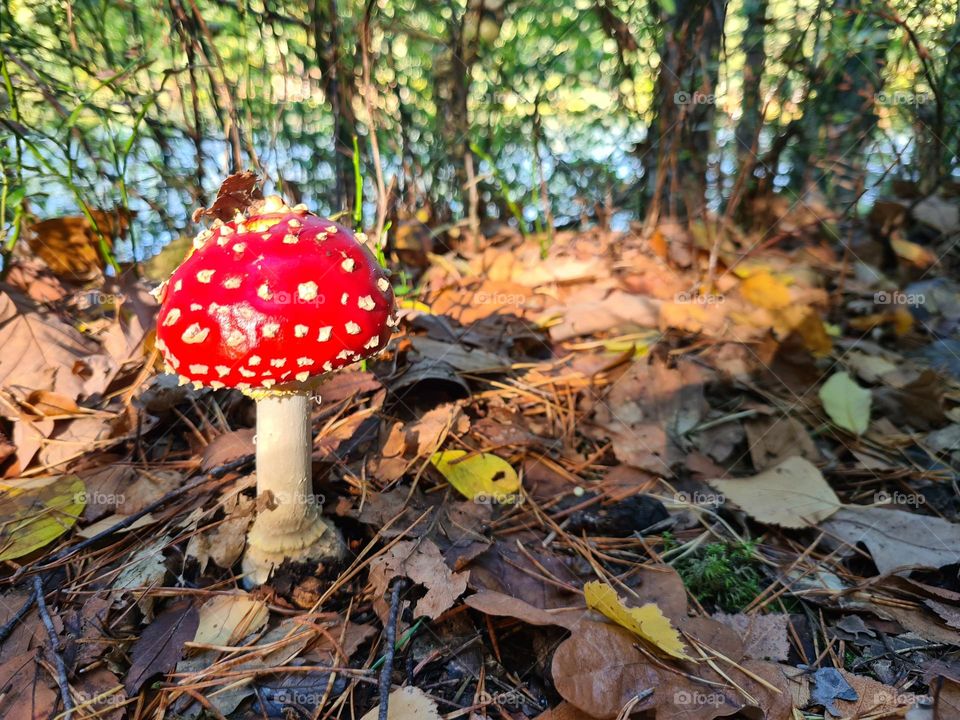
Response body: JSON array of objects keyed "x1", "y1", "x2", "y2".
[{"x1": 155, "y1": 205, "x2": 395, "y2": 391}]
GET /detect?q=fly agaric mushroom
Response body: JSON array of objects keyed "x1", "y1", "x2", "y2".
[{"x1": 154, "y1": 194, "x2": 395, "y2": 585}]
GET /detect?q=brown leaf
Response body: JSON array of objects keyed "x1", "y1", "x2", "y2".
[
  {"x1": 0, "y1": 651, "x2": 58, "y2": 720},
  {"x1": 712, "y1": 612, "x2": 790, "y2": 661},
  {"x1": 0, "y1": 288, "x2": 113, "y2": 400},
  {"x1": 191, "y1": 171, "x2": 263, "y2": 223},
  {"x1": 744, "y1": 415, "x2": 820, "y2": 470},
  {"x1": 27, "y1": 209, "x2": 128, "y2": 281},
  {"x1": 125, "y1": 600, "x2": 199, "y2": 694},
  {"x1": 201, "y1": 429, "x2": 255, "y2": 471},
  {"x1": 368, "y1": 539, "x2": 468, "y2": 622}
]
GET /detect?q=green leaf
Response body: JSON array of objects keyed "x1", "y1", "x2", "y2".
[
  {"x1": 819, "y1": 372, "x2": 871, "y2": 435},
  {"x1": 0, "y1": 475, "x2": 86, "y2": 561}
]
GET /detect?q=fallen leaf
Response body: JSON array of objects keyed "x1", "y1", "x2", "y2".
[
  {"x1": 360, "y1": 686, "x2": 441, "y2": 720},
  {"x1": 0, "y1": 288, "x2": 113, "y2": 400},
  {"x1": 713, "y1": 612, "x2": 790, "y2": 661},
  {"x1": 808, "y1": 667, "x2": 858, "y2": 716},
  {"x1": 822, "y1": 505, "x2": 960, "y2": 574},
  {"x1": 430, "y1": 450, "x2": 520, "y2": 503},
  {"x1": 125, "y1": 599, "x2": 199, "y2": 694},
  {"x1": 0, "y1": 475, "x2": 85, "y2": 561},
  {"x1": 193, "y1": 594, "x2": 269, "y2": 647},
  {"x1": 368, "y1": 539, "x2": 468, "y2": 622},
  {"x1": 584, "y1": 580, "x2": 688, "y2": 659},
  {"x1": 744, "y1": 415, "x2": 819, "y2": 470},
  {"x1": 707, "y1": 456, "x2": 840, "y2": 528},
  {"x1": 819, "y1": 371, "x2": 871, "y2": 435},
  {"x1": 741, "y1": 271, "x2": 792, "y2": 310}
]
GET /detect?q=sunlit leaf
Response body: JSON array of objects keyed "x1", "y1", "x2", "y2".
[
  {"x1": 819, "y1": 372, "x2": 871, "y2": 435},
  {"x1": 0, "y1": 475, "x2": 85, "y2": 561},
  {"x1": 430, "y1": 450, "x2": 519, "y2": 503},
  {"x1": 584, "y1": 581, "x2": 689, "y2": 659}
]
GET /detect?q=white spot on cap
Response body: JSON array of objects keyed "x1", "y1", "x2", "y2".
[
  {"x1": 220, "y1": 225, "x2": 234, "y2": 236},
  {"x1": 182, "y1": 323, "x2": 210, "y2": 344},
  {"x1": 262, "y1": 379, "x2": 276, "y2": 388},
  {"x1": 364, "y1": 335, "x2": 380, "y2": 349},
  {"x1": 261, "y1": 195, "x2": 285, "y2": 214},
  {"x1": 283, "y1": 234, "x2": 299, "y2": 244},
  {"x1": 189, "y1": 364, "x2": 209, "y2": 375},
  {"x1": 263, "y1": 323, "x2": 279, "y2": 338},
  {"x1": 345, "y1": 321, "x2": 361, "y2": 335},
  {"x1": 190, "y1": 303, "x2": 202, "y2": 311},
  {"x1": 155, "y1": 338, "x2": 167, "y2": 353},
  {"x1": 226, "y1": 330, "x2": 245, "y2": 347},
  {"x1": 292, "y1": 203, "x2": 308, "y2": 214},
  {"x1": 210, "y1": 381, "x2": 225, "y2": 389},
  {"x1": 322, "y1": 361, "x2": 333, "y2": 371},
  {"x1": 215, "y1": 366, "x2": 230, "y2": 377},
  {"x1": 233, "y1": 242, "x2": 246, "y2": 254},
  {"x1": 178, "y1": 375, "x2": 191, "y2": 386},
  {"x1": 224, "y1": 277, "x2": 242, "y2": 289},
  {"x1": 236, "y1": 222, "x2": 247, "y2": 233},
  {"x1": 341, "y1": 293, "x2": 349, "y2": 305},
  {"x1": 270, "y1": 358, "x2": 286, "y2": 368},
  {"x1": 341, "y1": 257, "x2": 355, "y2": 272},
  {"x1": 280, "y1": 371, "x2": 292, "y2": 380},
  {"x1": 168, "y1": 355, "x2": 181, "y2": 370},
  {"x1": 336, "y1": 350, "x2": 351, "y2": 360},
  {"x1": 239, "y1": 367, "x2": 256, "y2": 378},
  {"x1": 317, "y1": 326, "x2": 332, "y2": 342},
  {"x1": 257, "y1": 283, "x2": 272, "y2": 301},
  {"x1": 237, "y1": 306, "x2": 255, "y2": 321},
  {"x1": 298, "y1": 281, "x2": 319, "y2": 301},
  {"x1": 248, "y1": 355, "x2": 262, "y2": 366},
  {"x1": 288, "y1": 218, "x2": 301, "y2": 229},
  {"x1": 295, "y1": 371, "x2": 310, "y2": 382},
  {"x1": 162, "y1": 308, "x2": 181, "y2": 326},
  {"x1": 261, "y1": 233, "x2": 271, "y2": 241},
  {"x1": 296, "y1": 357, "x2": 314, "y2": 366},
  {"x1": 358, "y1": 295, "x2": 375, "y2": 311},
  {"x1": 193, "y1": 229, "x2": 212, "y2": 249},
  {"x1": 197, "y1": 269, "x2": 215, "y2": 284},
  {"x1": 237, "y1": 383, "x2": 251, "y2": 390},
  {"x1": 175, "y1": 279, "x2": 183, "y2": 292},
  {"x1": 377, "y1": 277, "x2": 390, "y2": 293},
  {"x1": 150, "y1": 281, "x2": 167, "y2": 302},
  {"x1": 295, "y1": 325, "x2": 308, "y2": 338}
]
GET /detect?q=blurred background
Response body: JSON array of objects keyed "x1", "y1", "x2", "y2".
[{"x1": 1, "y1": 0, "x2": 958, "y2": 271}]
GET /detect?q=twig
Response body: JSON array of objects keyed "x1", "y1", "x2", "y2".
[
  {"x1": 378, "y1": 578, "x2": 406, "y2": 720},
  {"x1": 0, "y1": 580, "x2": 36, "y2": 643},
  {"x1": 34, "y1": 575, "x2": 73, "y2": 719}
]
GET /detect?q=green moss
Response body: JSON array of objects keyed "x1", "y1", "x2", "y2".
[{"x1": 667, "y1": 538, "x2": 764, "y2": 613}]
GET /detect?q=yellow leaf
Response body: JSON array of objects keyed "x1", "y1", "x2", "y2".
[
  {"x1": 0, "y1": 475, "x2": 85, "y2": 561},
  {"x1": 397, "y1": 298, "x2": 431, "y2": 314},
  {"x1": 819, "y1": 372, "x2": 871, "y2": 435},
  {"x1": 584, "y1": 580, "x2": 689, "y2": 659},
  {"x1": 430, "y1": 450, "x2": 519, "y2": 503},
  {"x1": 741, "y1": 271, "x2": 792, "y2": 310}
]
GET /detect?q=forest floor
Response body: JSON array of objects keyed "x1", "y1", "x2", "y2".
[{"x1": 0, "y1": 202, "x2": 959, "y2": 720}]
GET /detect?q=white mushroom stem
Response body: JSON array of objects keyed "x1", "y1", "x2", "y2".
[{"x1": 242, "y1": 391, "x2": 345, "y2": 586}]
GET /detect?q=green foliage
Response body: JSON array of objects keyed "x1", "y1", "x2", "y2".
[{"x1": 666, "y1": 536, "x2": 764, "y2": 613}]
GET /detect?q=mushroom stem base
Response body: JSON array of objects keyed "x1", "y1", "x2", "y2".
[{"x1": 242, "y1": 505, "x2": 345, "y2": 587}]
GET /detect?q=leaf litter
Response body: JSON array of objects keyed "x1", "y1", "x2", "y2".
[{"x1": 1, "y1": 205, "x2": 959, "y2": 719}]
